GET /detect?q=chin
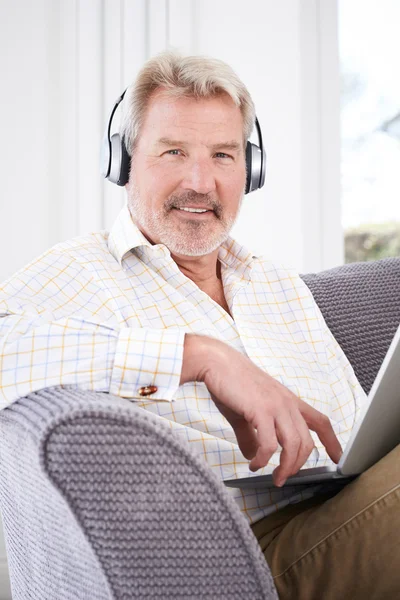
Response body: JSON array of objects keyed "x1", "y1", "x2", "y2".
[{"x1": 164, "y1": 236, "x2": 225, "y2": 257}]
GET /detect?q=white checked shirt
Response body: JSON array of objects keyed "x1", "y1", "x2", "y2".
[{"x1": 0, "y1": 203, "x2": 367, "y2": 524}]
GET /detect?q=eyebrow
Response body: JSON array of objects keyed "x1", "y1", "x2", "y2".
[{"x1": 156, "y1": 137, "x2": 242, "y2": 152}]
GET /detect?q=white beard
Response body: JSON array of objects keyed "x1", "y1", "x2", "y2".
[{"x1": 127, "y1": 183, "x2": 244, "y2": 257}]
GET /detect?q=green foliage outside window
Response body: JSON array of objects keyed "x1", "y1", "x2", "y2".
[{"x1": 344, "y1": 222, "x2": 400, "y2": 263}]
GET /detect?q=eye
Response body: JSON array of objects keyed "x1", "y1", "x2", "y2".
[
  {"x1": 166, "y1": 149, "x2": 183, "y2": 156},
  {"x1": 215, "y1": 152, "x2": 232, "y2": 159}
]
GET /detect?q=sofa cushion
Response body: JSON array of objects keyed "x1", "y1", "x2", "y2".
[{"x1": 301, "y1": 257, "x2": 400, "y2": 394}]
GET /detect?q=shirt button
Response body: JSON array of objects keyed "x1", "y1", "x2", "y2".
[{"x1": 138, "y1": 385, "x2": 158, "y2": 397}]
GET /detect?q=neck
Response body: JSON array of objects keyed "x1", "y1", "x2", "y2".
[{"x1": 171, "y1": 249, "x2": 221, "y2": 289}]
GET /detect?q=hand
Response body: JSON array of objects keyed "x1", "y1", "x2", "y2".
[{"x1": 182, "y1": 335, "x2": 343, "y2": 487}]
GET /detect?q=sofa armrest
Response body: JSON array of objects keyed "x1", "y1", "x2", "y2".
[
  {"x1": 0, "y1": 387, "x2": 114, "y2": 600},
  {"x1": 0, "y1": 386, "x2": 277, "y2": 600}
]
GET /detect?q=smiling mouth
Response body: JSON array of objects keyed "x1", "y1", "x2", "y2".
[
  {"x1": 177, "y1": 207, "x2": 210, "y2": 213},
  {"x1": 172, "y1": 207, "x2": 215, "y2": 217}
]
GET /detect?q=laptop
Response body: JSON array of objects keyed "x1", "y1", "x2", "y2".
[{"x1": 224, "y1": 321, "x2": 400, "y2": 490}]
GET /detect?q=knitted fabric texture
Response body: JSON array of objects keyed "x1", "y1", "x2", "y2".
[
  {"x1": 0, "y1": 389, "x2": 113, "y2": 600},
  {"x1": 0, "y1": 386, "x2": 277, "y2": 600},
  {"x1": 301, "y1": 257, "x2": 400, "y2": 394}
]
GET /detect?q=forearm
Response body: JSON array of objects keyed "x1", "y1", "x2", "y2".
[
  {"x1": 180, "y1": 333, "x2": 237, "y2": 387},
  {"x1": 180, "y1": 333, "x2": 245, "y2": 395}
]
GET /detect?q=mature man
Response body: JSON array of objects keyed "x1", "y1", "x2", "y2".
[{"x1": 0, "y1": 52, "x2": 399, "y2": 598}]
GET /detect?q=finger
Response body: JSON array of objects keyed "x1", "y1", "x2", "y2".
[
  {"x1": 299, "y1": 401, "x2": 343, "y2": 463},
  {"x1": 249, "y1": 417, "x2": 278, "y2": 472},
  {"x1": 231, "y1": 419, "x2": 259, "y2": 460},
  {"x1": 272, "y1": 413, "x2": 301, "y2": 485},
  {"x1": 287, "y1": 409, "x2": 315, "y2": 476}
]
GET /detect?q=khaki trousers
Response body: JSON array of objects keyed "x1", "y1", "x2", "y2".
[{"x1": 250, "y1": 443, "x2": 400, "y2": 600}]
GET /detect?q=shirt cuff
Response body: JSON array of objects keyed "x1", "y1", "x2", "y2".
[{"x1": 109, "y1": 327, "x2": 185, "y2": 401}]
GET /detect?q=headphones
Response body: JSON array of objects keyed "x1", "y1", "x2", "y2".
[{"x1": 101, "y1": 89, "x2": 266, "y2": 194}]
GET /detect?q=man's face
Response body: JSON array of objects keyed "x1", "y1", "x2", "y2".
[{"x1": 126, "y1": 89, "x2": 247, "y2": 257}]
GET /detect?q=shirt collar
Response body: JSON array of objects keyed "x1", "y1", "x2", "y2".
[
  {"x1": 108, "y1": 203, "x2": 154, "y2": 266},
  {"x1": 108, "y1": 203, "x2": 258, "y2": 279},
  {"x1": 218, "y1": 237, "x2": 257, "y2": 282}
]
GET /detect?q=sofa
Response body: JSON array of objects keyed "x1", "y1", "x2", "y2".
[{"x1": 1, "y1": 257, "x2": 400, "y2": 599}]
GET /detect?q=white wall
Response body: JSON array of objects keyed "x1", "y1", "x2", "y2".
[
  {"x1": 0, "y1": 1, "x2": 341, "y2": 594},
  {"x1": 0, "y1": 0, "x2": 341, "y2": 284},
  {"x1": 194, "y1": 0, "x2": 306, "y2": 265},
  {"x1": 0, "y1": 0, "x2": 53, "y2": 284}
]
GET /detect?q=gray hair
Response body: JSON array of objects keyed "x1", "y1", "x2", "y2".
[{"x1": 120, "y1": 50, "x2": 256, "y2": 155}]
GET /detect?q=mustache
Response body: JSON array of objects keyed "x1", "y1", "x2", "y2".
[{"x1": 165, "y1": 192, "x2": 222, "y2": 218}]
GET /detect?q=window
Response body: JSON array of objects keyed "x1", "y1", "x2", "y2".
[{"x1": 339, "y1": 0, "x2": 400, "y2": 263}]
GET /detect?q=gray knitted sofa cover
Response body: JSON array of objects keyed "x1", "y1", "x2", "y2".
[
  {"x1": 0, "y1": 386, "x2": 277, "y2": 600},
  {"x1": 1, "y1": 257, "x2": 400, "y2": 599},
  {"x1": 301, "y1": 257, "x2": 400, "y2": 394}
]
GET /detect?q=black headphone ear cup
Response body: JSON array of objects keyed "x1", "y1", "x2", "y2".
[
  {"x1": 119, "y1": 137, "x2": 131, "y2": 186},
  {"x1": 245, "y1": 141, "x2": 252, "y2": 194},
  {"x1": 246, "y1": 142, "x2": 263, "y2": 194},
  {"x1": 260, "y1": 146, "x2": 266, "y2": 189},
  {"x1": 109, "y1": 134, "x2": 131, "y2": 186}
]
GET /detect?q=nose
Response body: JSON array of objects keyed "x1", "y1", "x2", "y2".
[{"x1": 180, "y1": 159, "x2": 217, "y2": 195}]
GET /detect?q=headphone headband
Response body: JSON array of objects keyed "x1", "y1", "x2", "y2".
[{"x1": 101, "y1": 88, "x2": 266, "y2": 194}]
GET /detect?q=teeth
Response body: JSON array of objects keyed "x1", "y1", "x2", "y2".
[{"x1": 178, "y1": 207, "x2": 208, "y2": 213}]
